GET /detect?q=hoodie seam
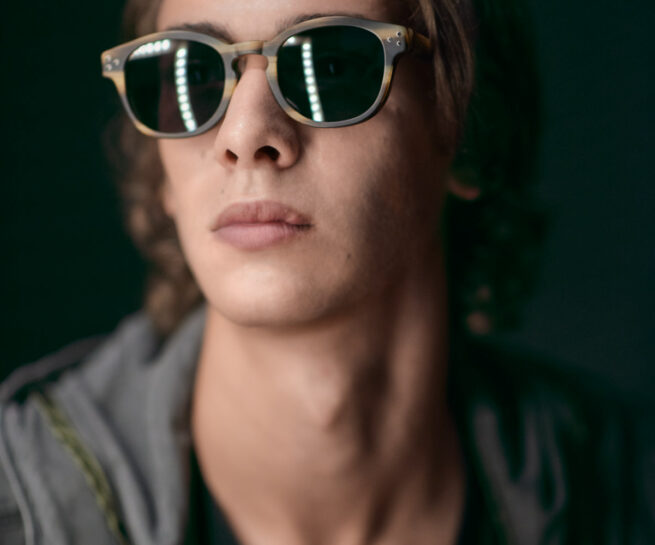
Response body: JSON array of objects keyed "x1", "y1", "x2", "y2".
[{"x1": 0, "y1": 404, "x2": 37, "y2": 545}]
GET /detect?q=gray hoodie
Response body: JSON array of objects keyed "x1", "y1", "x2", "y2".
[{"x1": 0, "y1": 309, "x2": 205, "y2": 545}]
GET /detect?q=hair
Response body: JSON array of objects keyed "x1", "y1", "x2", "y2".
[{"x1": 106, "y1": 0, "x2": 544, "y2": 337}]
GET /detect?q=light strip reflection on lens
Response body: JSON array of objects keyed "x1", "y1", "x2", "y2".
[
  {"x1": 174, "y1": 46, "x2": 198, "y2": 132},
  {"x1": 132, "y1": 39, "x2": 172, "y2": 58},
  {"x1": 301, "y1": 41, "x2": 324, "y2": 122}
]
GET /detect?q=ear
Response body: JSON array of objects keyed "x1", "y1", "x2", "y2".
[
  {"x1": 160, "y1": 178, "x2": 176, "y2": 219},
  {"x1": 446, "y1": 173, "x2": 481, "y2": 201}
]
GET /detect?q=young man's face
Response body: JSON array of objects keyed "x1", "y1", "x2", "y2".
[{"x1": 157, "y1": 0, "x2": 452, "y2": 327}]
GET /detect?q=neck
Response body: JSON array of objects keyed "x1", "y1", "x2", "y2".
[{"x1": 191, "y1": 251, "x2": 465, "y2": 545}]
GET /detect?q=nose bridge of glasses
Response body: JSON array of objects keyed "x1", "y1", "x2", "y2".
[{"x1": 230, "y1": 41, "x2": 269, "y2": 77}]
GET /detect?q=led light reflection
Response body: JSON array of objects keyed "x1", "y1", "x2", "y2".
[
  {"x1": 301, "y1": 41, "x2": 324, "y2": 122},
  {"x1": 174, "y1": 46, "x2": 198, "y2": 132},
  {"x1": 132, "y1": 39, "x2": 173, "y2": 58}
]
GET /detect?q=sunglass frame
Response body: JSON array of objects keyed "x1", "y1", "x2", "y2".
[{"x1": 101, "y1": 16, "x2": 432, "y2": 137}]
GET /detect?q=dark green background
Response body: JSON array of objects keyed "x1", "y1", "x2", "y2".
[{"x1": 1, "y1": 2, "x2": 653, "y2": 401}]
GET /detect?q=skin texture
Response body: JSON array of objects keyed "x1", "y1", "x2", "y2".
[{"x1": 156, "y1": 0, "x2": 467, "y2": 544}]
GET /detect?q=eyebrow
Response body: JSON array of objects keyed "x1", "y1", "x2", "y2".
[{"x1": 165, "y1": 12, "x2": 369, "y2": 43}]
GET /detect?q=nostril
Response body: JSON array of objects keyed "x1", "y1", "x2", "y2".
[
  {"x1": 256, "y1": 145, "x2": 280, "y2": 162},
  {"x1": 222, "y1": 146, "x2": 280, "y2": 165}
]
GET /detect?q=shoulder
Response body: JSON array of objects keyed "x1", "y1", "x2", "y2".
[
  {"x1": 0, "y1": 311, "x2": 161, "y2": 545},
  {"x1": 463, "y1": 338, "x2": 654, "y2": 464},
  {"x1": 454, "y1": 337, "x2": 655, "y2": 544},
  {"x1": 0, "y1": 311, "x2": 159, "y2": 406},
  {"x1": 0, "y1": 307, "x2": 206, "y2": 544},
  {"x1": 456, "y1": 335, "x2": 652, "y2": 438}
]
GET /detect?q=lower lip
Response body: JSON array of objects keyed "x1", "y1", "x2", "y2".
[{"x1": 214, "y1": 222, "x2": 311, "y2": 250}]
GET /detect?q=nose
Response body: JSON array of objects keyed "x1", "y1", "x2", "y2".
[{"x1": 213, "y1": 54, "x2": 301, "y2": 170}]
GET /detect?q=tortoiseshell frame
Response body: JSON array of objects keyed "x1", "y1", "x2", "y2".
[{"x1": 101, "y1": 16, "x2": 433, "y2": 137}]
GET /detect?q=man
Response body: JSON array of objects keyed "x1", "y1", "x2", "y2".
[{"x1": 0, "y1": 0, "x2": 651, "y2": 544}]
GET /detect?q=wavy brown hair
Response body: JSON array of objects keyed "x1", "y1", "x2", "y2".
[{"x1": 106, "y1": 0, "x2": 543, "y2": 336}]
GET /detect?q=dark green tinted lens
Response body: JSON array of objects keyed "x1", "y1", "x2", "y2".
[
  {"x1": 277, "y1": 26, "x2": 385, "y2": 123},
  {"x1": 125, "y1": 38, "x2": 225, "y2": 133}
]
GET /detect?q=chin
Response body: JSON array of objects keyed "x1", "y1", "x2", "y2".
[
  {"x1": 186, "y1": 237, "x2": 401, "y2": 329},
  {"x1": 199, "y1": 268, "x2": 347, "y2": 329},
  {"x1": 206, "y1": 290, "x2": 336, "y2": 329}
]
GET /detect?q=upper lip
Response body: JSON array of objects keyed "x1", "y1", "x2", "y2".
[{"x1": 211, "y1": 200, "x2": 312, "y2": 231}]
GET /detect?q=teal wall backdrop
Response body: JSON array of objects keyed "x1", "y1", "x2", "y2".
[{"x1": 1, "y1": 1, "x2": 653, "y2": 401}]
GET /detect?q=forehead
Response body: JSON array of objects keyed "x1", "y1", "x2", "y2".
[{"x1": 156, "y1": 0, "x2": 398, "y2": 39}]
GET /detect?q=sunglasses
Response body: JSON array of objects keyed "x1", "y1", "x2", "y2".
[{"x1": 101, "y1": 16, "x2": 432, "y2": 137}]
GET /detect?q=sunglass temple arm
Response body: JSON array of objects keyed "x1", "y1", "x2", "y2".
[{"x1": 407, "y1": 29, "x2": 433, "y2": 59}]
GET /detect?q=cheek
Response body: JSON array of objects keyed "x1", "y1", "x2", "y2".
[
  {"x1": 158, "y1": 139, "x2": 187, "y2": 181},
  {"x1": 157, "y1": 137, "x2": 219, "y2": 223},
  {"x1": 158, "y1": 136, "x2": 213, "y2": 183},
  {"x1": 313, "y1": 112, "x2": 444, "y2": 236},
  {"x1": 306, "y1": 124, "x2": 443, "y2": 286}
]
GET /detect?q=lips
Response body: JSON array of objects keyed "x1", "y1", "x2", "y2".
[
  {"x1": 211, "y1": 200, "x2": 312, "y2": 231},
  {"x1": 211, "y1": 200, "x2": 312, "y2": 250}
]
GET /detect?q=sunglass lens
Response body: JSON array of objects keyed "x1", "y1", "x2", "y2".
[
  {"x1": 125, "y1": 39, "x2": 225, "y2": 133},
  {"x1": 277, "y1": 26, "x2": 385, "y2": 123}
]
